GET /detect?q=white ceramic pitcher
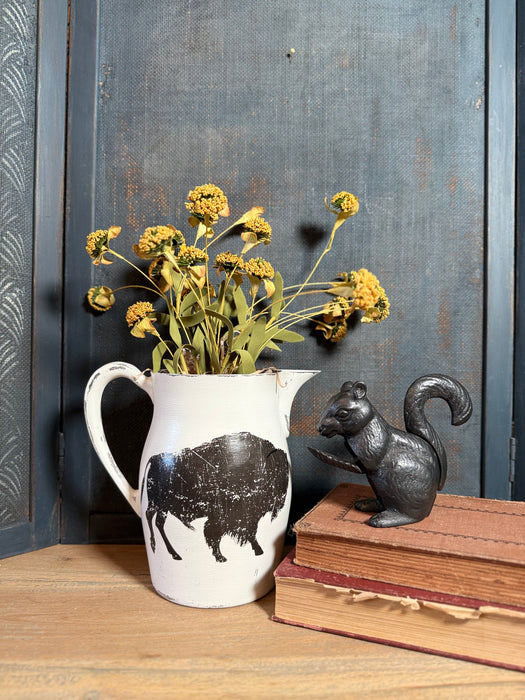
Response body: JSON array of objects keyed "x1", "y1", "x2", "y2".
[{"x1": 84, "y1": 362, "x2": 318, "y2": 608}]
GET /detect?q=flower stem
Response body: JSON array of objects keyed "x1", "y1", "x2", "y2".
[
  {"x1": 108, "y1": 250, "x2": 167, "y2": 301},
  {"x1": 111, "y1": 284, "x2": 165, "y2": 297},
  {"x1": 279, "y1": 217, "x2": 345, "y2": 315},
  {"x1": 152, "y1": 329, "x2": 174, "y2": 358}
]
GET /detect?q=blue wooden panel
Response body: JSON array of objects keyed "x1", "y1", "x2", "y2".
[
  {"x1": 61, "y1": 0, "x2": 100, "y2": 542},
  {"x1": 0, "y1": 0, "x2": 67, "y2": 557},
  {"x1": 64, "y1": 0, "x2": 511, "y2": 542},
  {"x1": 484, "y1": 0, "x2": 516, "y2": 500},
  {"x1": 514, "y1": 0, "x2": 525, "y2": 501}
]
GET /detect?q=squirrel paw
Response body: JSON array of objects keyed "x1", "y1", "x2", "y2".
[
  {"x1": 367, "y1": 510, "x2": 420, "y2": 528},
  {"x1": 355, "y1": 497, "x2": 382, "y2": 513}
]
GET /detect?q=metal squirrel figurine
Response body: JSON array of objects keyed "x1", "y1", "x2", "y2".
[{"x1": 308, "y1": 375, "x2": 472, "y2": 527}]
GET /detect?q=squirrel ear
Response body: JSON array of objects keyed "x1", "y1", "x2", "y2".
[{"x1": 353, "y1": 381, "x2": 367, "y2": 399}]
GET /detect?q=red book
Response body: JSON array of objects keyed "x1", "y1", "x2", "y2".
[
  {"x1": 293, "y1": 483, "x2": 525, "y2": 607},
  {"x1": 273, "y1": 549, "x2": 525, "y2": 672}
]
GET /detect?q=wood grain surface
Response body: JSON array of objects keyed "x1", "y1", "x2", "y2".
[{"x1": 1, "y1": 545, "x2": 524, "y2": 699}]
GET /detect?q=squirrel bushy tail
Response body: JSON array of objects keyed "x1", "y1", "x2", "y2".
[{"x1": 404, "y1": 374, "x2": 473, "y2": 490}]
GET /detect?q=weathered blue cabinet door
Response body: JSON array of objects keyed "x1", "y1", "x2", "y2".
[
  {"x1": 62, "y1": 0, "x2": 514, "y2": 542},
  {"x1": 513, "y1": 0, "x2": 525, "y2": 502},
  {"x1": 0, "y1": 0, "x2": 67, "y2": 556}
]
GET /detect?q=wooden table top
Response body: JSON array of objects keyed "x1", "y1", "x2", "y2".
[{"x1": 1, "y1": 544, "x2": 524, "y2": 699}]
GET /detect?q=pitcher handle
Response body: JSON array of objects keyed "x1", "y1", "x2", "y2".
[{"x1": 84, "y1": 361, "x2": 153, "y2": 516}]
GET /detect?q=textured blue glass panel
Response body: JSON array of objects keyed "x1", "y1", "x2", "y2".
[{"x1": 0, "y1": 0, "x2": 37, "y2": 525}]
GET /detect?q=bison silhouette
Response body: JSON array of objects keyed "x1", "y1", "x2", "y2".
[{"x1": 141, "y1": 431, "x2": 290, "y2": 563}]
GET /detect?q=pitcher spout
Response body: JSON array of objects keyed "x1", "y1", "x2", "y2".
[{"x1": 276, "y1": 369, "x2": 320, "y2": 435}]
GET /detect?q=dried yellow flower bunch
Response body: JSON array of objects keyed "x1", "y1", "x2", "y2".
[{"x1": 86, "y1": 185, "x2": 388, "y2": 373}]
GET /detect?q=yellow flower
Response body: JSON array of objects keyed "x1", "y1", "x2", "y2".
[
  {"x1": 325, "y1": 269, "x2": 389, "y2": 324},
  {"x1": 244, "y1": 217, "x2": 272, "y2": 242},
  {"x1": 126, "y1": 301, "x2": 155, "y2": 326},
  {"x1": 329, "y1": 321, "x2": 348, "y2": 342},
  {"x1": 242, "y1": 257, "x2": 274, "y2": 280},
  {"x1": 339, "y1": 269, "x2": 389, "y2": 323},
  {"x1": 175, "y1": 244, "x2": 209, "y2": 267},
  {"x1": 214, "y1": 252, "x2": 244, "y2": 286},
  {"x1": 240, "y1": 216, "x2": 272, "y2": 254},
  {"x1": 352, "y1": 268, "x2": 382, "y2": 310},
  {"x1": 321, "y1": 296, "x2": 353, "y2": 321},
  {"x1": 185, "y1": 184, "x2": 230, "y2": 223},
  {"x1": 148, "y1": 257, "x2": 172, "y2": 293},
  {"x1": 86, "y1": 226, "x2": 121, "y2": 265},
  {"x1": 214, "y1": 251, "x2": 244, "y2": 272},
  {"x1": 133, "y1": 225, "x2": 184, "y2": 260},
  {"x1": 315, "y1": 319, "x2": 348, "y2": 343},
  {"x1": 125, "y1": 301, "x2": 156, "y2": 338},
  {"x1": 330, "y1": 192, "x2": 359, "y2": 216},
  {"x1": 243, "y1": 257, "x2": 275, "y2": 297},
  {"x1": 362, "y1": 295, "x2": 390, "y2": 323},
  {"x1": 86, "y1": 286, "x2": 115, "y2": 312},
  {"x1": 187, "y1": 264, "x2": 208, "y2": 290}
]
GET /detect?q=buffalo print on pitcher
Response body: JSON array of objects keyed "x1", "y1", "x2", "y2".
[{"x1": 141, "y1": 432, "x2": 290, "y2": 563}]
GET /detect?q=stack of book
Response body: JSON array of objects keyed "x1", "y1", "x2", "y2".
[{"x1": 273, "y1": 482, "x2": 525, "y2": 671}]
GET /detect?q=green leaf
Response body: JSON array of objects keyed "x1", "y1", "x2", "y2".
[
  {"x1": 151, "y1": 341, "x2": 167, "y2": 373},
  {"x1": 212, "y1": 284, "x2": 235, "y2": 320},
  {"x1": 168, "y1": 310, "x2": 182, "y2": 347},
  {"x1": 246, "y1": 316, "x2": 267, "y2": 359},
  {"x1": 206, "y1": 308, "x2": 234, "y2": 354},
  {"x1": 219, "y1": 298, "x2": 234, "y2": 321},
  {"x1": 215, "y1": 280, "x2": 227, "y2": 310},
  {"x1": 232, "y1": 284, "x2": 249, "y2": 325},
  {"x1": 231, "y1": 328, "x2": 248, "y2": 352},
  {"x1": 326, "y1": 284, "x2": 355, "y2": 299},
  {"x1": 267, "y1": 328, "x2": 305, "y2": 343},
  {"x1": 270, "y1": 271, "x2": 285, "y2": 322},
  {"x1": 172, "y1": 347, "x2": 184, "y2": 372},
  {"x1": 180, "y1": 289, "x2": 200, "y2": 314},
  {"x1": 203, "y1": 337, "x2": 221, "y2": 373},
  {"x1": 191, "y1": 326, "x2": 207, "y2": 373},
  {"x1": 233, "y1": 349, "x2": 256, "y2": 374},
  {"x1": 179, "y1": 309, "x2": 205, "y2": 327},
  {"x1": 162, "y1": 358, "x2": 175, "y2": 373},
  {"x1": 169, "y1": 268, "x2": 184, "y2": 292},
  {"x1": 155, "y1": 312, "x2": 170, "y2": 326}
]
